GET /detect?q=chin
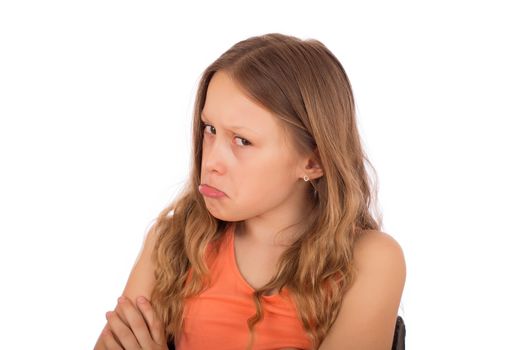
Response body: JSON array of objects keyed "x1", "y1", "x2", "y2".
[
  {"x1": 204, "y1": 204, "x2": 228, "y2": 221},
  {"x1": 207, "y1": 208, "x2": 245, "y2": 223}
]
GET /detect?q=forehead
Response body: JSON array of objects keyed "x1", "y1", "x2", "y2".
[{"x1": 202, "y1": 71, "x2": 280, "y2": 134}]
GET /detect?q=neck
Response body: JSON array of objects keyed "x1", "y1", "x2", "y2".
[{"x1": 234, "y1": 213, "x2": 309, "y2": 249}]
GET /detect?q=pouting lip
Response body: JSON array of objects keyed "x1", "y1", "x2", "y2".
[{"x1": 200, "y1": 183, "x2": 226, "y2": 195}]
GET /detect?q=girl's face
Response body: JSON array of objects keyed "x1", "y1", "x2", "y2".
[{"x1": 199, "y1": 70, "x2": 312, "y2": 224}]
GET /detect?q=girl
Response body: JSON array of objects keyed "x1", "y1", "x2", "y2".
[{"x1": 96, "y1": 33, "x2": 406, "y2": 350}]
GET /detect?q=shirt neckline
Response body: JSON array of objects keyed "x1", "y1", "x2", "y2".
[{"x1": 227, "y1": 223, "x2": 288, "y2": 299}]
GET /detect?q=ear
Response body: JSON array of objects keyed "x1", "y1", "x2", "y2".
[{"x1": 298, "y1": 148, "x2": 324, "y2": 181}]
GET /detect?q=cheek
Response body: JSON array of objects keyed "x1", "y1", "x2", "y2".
[{"x1": 233, "y1": 158, "x2": 295, "y2": 205}]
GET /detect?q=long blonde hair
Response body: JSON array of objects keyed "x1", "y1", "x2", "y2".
[{"x1": 150, "y1": 33, "x2": 382, "y2": 349}]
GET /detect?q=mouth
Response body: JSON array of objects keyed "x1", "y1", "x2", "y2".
[{"x1": 198, "y1": 184, "x2": 227, "y2": 198}]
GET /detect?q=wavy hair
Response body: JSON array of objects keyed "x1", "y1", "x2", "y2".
[{"x1": 149, "y1": 33, "x2": 382, "y2": 349}]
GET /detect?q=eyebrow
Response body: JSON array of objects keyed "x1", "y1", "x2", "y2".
[{"x1": 200, "y1": 112, "x2": 260, "y2": 135}]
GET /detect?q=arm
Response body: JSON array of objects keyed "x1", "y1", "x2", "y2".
[
  {"x1": 94, "y1": 221, "x2": 160, "y2": 350},
  {"x1": 318, "y1": 230, "x2": 407, "y2": 350}
]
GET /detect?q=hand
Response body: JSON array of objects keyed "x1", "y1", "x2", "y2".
[{"x1": 102, "y1": 295, "x2": 168, "y2": 350}]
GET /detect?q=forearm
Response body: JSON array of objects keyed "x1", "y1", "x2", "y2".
[{"x1": 93, "y1": 323, "x2": 107, "y2": 350}]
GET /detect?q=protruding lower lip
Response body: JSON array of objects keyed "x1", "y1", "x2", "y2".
[{"x1": 198, "y1": 184, "x2": 226, "y2": 198}]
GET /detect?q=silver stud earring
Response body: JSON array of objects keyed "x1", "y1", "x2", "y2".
[{"x1": 303, "y1": 175, "x2": 309, "y2": 182}]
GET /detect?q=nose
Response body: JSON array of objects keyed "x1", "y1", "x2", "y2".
[{"x1": 202, "y1": 134, "x2": 228, "y2": 175}]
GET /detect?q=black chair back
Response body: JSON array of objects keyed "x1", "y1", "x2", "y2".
[{"x1": 392, "y1": 315, "x2": 406, "y2": 350}]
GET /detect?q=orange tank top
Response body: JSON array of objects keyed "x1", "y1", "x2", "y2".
[{"x1": 175, "y1": 223, "x2": 313, "y2": 350}]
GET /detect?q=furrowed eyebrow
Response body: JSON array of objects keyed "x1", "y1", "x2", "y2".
[{"x1": 200, "y1": 112, "x2": 259, "y2": 135}]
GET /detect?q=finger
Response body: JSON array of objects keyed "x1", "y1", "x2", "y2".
[
  {"x1": 101, "y1": 322, "x2": 124, "y2": 350},
  {"x1": 136, "y1": 296, "x2": 166, "y2": 345},
  {"x1": 114, "y1": 300, "x2": 131, "y2": 328},
  {"x1": 117, "y1": 296, "x2": 156, "y2": 349},
  {"x1": 106, "y1": 310, "x2": 141, "y2": 350}
]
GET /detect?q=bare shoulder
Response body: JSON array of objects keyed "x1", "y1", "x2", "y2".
[
  {"x1": 318, "y1": 229, "x2": 406, "y2": 350},
  {"x1": 94, "y1": 222, "x2": 161, "y2": 349},
  {"x1": 352, "y1": 229, "x2": 406, "y2": 300},
  {"x1": 353, "y1": 229, "x2": 406, "y2": 271},
  {"x1": 120, "y1": 221, "x2": 161, "y2": 307}
]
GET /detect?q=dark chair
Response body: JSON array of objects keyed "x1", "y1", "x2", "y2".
[
  {"x1": 167, "y1": 336, "x2": 176, "y2": 350},
  {"x1": 167, "y1": 315, "x2": 405, "y2": 350},
  {"x1": 392, "y1": 315, "x2": 406, "y2": 350}
]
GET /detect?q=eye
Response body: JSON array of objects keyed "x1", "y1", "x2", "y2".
[
  {"x1": 202, "y1": 122, "x2": 252, "y2": 147},
  {"x1": 234, "y1": 137, "x2": 252, "y2": 147},
  {"x1": 202, "y1": 123, "x2": 215, "y2": 135}
]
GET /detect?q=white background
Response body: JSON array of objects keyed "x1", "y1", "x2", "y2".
[{"x1": 1, "y1": 1, "x2": 523, "y2": 349}]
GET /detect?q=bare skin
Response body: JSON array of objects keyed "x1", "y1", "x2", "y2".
[
  {"x1": 199, "y1": 70, "x2": 324, "y2": 250},
  {"x1": 233, "y1": 223, "x2": 288, "y2": 295}
]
